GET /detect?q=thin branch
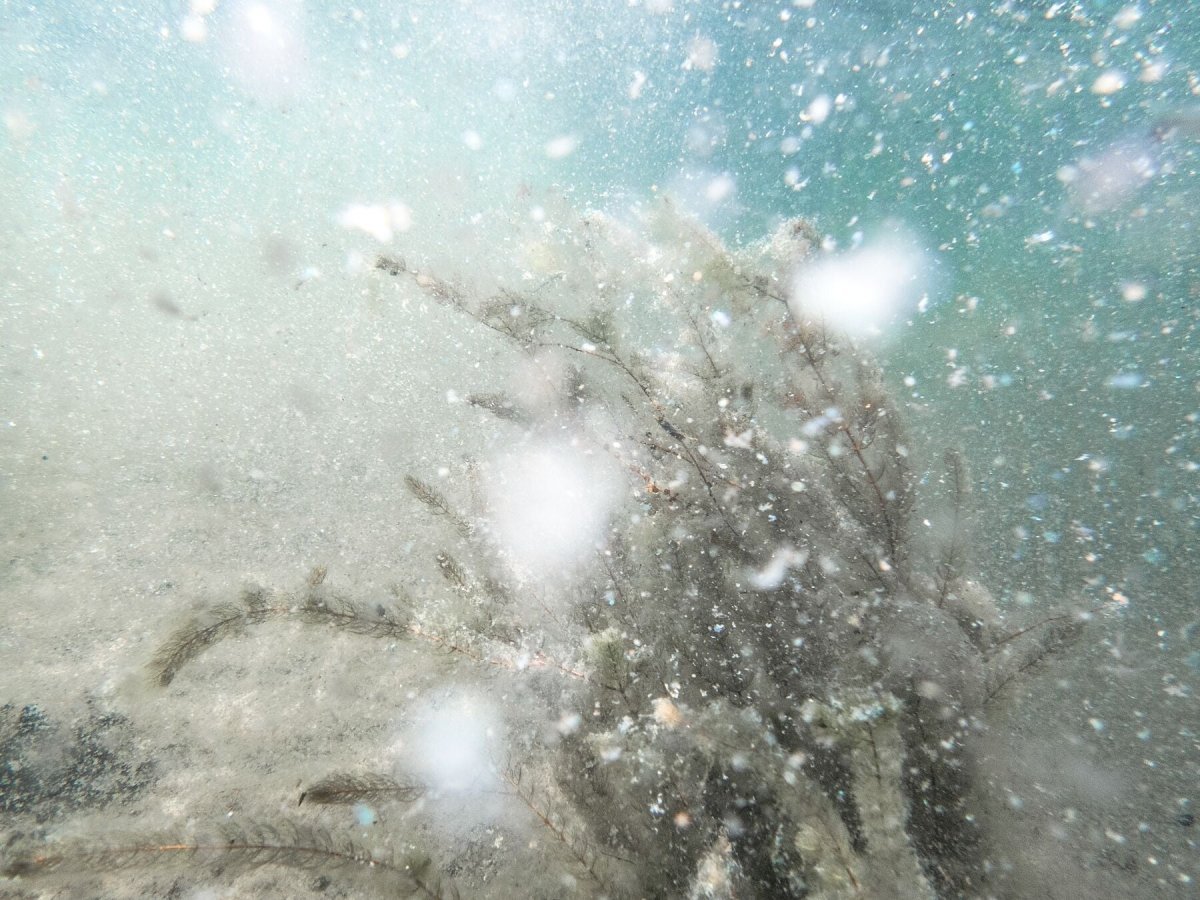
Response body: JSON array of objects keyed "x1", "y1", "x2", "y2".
[{"x1": 3, "y1": 820, "x2": 455, "y2": 899}]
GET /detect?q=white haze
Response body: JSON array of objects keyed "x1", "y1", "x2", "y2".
[
  {"x1": 485, "y1": 438, "x2": 623, "y2": 581},
  {"x1": 789, "y1": 232, "x2": 931, "y2": 341}
]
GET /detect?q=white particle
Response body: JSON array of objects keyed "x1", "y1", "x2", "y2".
[
  {"x1": 545, "y1": 135, "x2": 578, "y2": 160},
  {"x1": 1107, "y1": 372, "x2": 1145, "y2": 390},
  {"x1": 1092, "y1": 70, "x2": 1127, "y2": 95},
  {"x1": 628, "y1": 70, "x2": 647, "y2": 100}
]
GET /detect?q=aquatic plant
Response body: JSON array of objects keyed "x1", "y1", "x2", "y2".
[
  {"x1": 1, "y1": 200, "x2": 1097, "y2": 898},
  {"x1": 3, "y1": 819, "x2": 453, "y2": 898}
]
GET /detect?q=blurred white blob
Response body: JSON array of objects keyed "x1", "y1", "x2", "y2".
[
  {"x1": 705, "y1": 174, "x2": 736, "y2": 203},
  {"x1": 1092, "y1": 70, "x2": 1127, "y2": 95},
  {"x1": 493, "y1": 78, "x2": 517, "y2": 102},
  {"x1": 1058, "y1": 138, "x2": 1157, "y2": 213},
  {"x1": 545, "y1": 134, "x2": 579, "y2": 160},
  {"x1": 802, "y1": 94, "x2": 833, "y2": 125},
  {"x1": 1120, "y1": 281, "x2": 1147, "y2": 302},
  {"x1": 683, "y1": 35, "x2": 719, "y2": 72},
  {"x1": 487, "y1": 440, "x2": 621, "y2": 580},
  {"x1": 749, "y1": 546, "x2": 809, "y2": 590},
  {"x1": 1107, "y1": 372, "x2": 1146, "y2": 390},
  {"x1": 663, "y1": 167, "x2": 740, "y2": 229},
  {"x1": 3, "y1": 108, "x2": 35, "y2": 143},
  {"x1": 629, "y1": 70, "x2": 647, "y2": 100},
  {"x1": 407, "y1": 694, "x2": 499, "y2": 795},
  {"x1": 337, "y1": 202, "x2": 413, "y2": 242},
  {"x1": 1112, "y1": 5, "x2": 1142, "y2": 29},
  {"x1": 789, "y1": 232, "x2": 929, "y2": 340},
  {"x1": 684, "y1": 118, "x2": 726, "y2": 158},
  {"x1": 180, "y1": 15, "x2": 207, "y2": 42},
  {"x1": 180, "y1": 0, "x2": 216, "y2": 42},
  {"x1": 218, "y1": 0, "x2": 307, "y2": 101}
]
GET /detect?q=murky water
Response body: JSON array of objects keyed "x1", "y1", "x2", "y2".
[{"x1": 2, "y1": 2, "x2": 1196, "y2": 897}]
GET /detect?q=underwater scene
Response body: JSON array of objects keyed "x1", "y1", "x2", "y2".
[{"x1": 1, "y1": 1, "x2": 1196, "y2": 897}]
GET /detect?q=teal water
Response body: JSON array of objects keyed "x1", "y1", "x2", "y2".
[{"x1": 2, "y1": 1, "x2": 1197, "y2": 896}]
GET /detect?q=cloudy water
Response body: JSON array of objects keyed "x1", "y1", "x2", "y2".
[{"x1": 1, "y1": 2, "x2": 1196, "y2": 897}]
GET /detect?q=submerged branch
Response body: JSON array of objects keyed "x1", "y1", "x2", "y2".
[
  {"x1": 150, "y1": 589, "x2": 285, "y2": 687},
  {"x1": 299, "y1": 773, "x2": 425, "y2": 806},
  {"x1": 2, "y1": 819, "x2": 455, "y2": 898}
]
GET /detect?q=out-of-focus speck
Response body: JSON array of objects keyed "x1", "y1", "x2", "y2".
[
  {"x1": 628, "y1": 70, "x2": 647, "y2": 100},
  {"x1": 337, "y1": 202, "x2": 412, "y2": 243},
  {"x1": 1120, "y1": 281, "x2": 1147, "y2": 302},
  {"x1": 683, "y1": 35, "x2": 718, "y2": 72},
  {"x1": 5, "y1": 108, "x2": 35, "y2": 141},
  {"x1": 802, "y1": 94, "x2": 832, "y2": 125},
  {"x1": 180, "y1": 15, "x2": 208, "y2": 43},
  {"x1": 556, "y1": 712, "x2": 582, "y2": 736},
  {"x1": 705, "y1": 174, "x2": 735, "y2": 203},
  {"x1": 294, "y1": 266, "x2": 321, "y2": 288},
  {"x1": 545, "y1": 134, "x2": 578, "y2": 159},
  {"x1": 353, "y1": 803, "x2": 377, "y2": 826},
  {"x1": 1112, "y1": 6, "x2": 1143, "y2": 29},
  {"x1": 1140, "y1": 60, "x2": 1167, "y2": 82},
  {"x1": 1107, "y1": 372, "x2": 1146, "y2": 390},
  {"x1": 492, "y1": 77, "x2": 516, "y2": 101},
  {"x1": 1092, "y1": 70, "x2": 1127, "y2": 95}
]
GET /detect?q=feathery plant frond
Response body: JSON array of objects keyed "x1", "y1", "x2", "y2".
[
  {"x1": 299, "y1": 772, "x2": 425, "y2": 806},
  {"x1": 984, "y1": 616, "x2": 1086, "y2": 705},
  {"x1": 404, "y1": 475, "x2": 473, "y2": 538},
  {"x1": 149, "y1": 581, "x2": 414, "y2": 686},
  {"x1": 298, "y1": 592, "x2": 413, "y2": 638},
  {"x1": 936, "y1": 448, "x2": 971, "y2": 607},
  {"x1": 149, "y1": 588, "x2": 283, "y2": 687},
  {"x1": 2, "y1": 819, "x2": 456, "y2": 898},
  {"x1": 466, "y1": 392, "x2": 532, "y2": 426},
  {"x1": 76, "y1": 201, "x2": 1099, "y2": 899},
  {"x1": 501, "y1": 765, "x2": 632, "y2": 894}
]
